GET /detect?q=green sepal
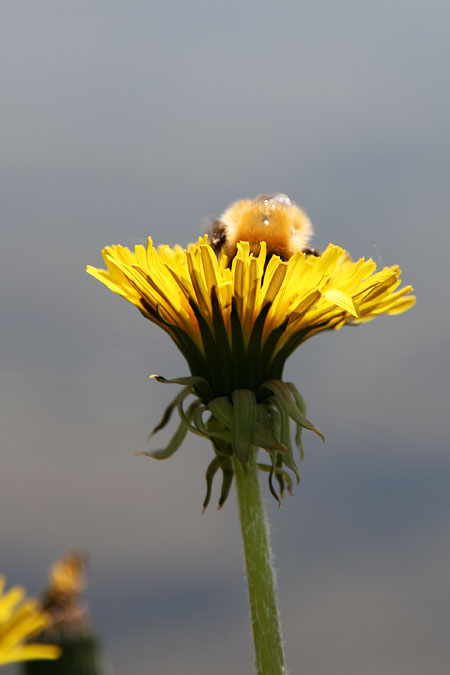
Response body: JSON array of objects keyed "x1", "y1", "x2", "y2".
[
  {"x1": 211, "y1": 439, "x2": 233, "y2": 457},
  {"x1": 266, "y1": 403, "x2": 299, "y2": 484},
  {"x1": 192, "y1": 403, "x2": 210, "y2": 435},
  {"x1": 273, "y1": 454, "x2": 287, "y2": 501},
  {"x1": 256, "y1": 402, "x2": 272, "y2": 428},
  {"x1": 192, "y1": 404, "x2": 232, "y2": 442},
  {"x1": 262, "y1": 452, "x2": 291, "y2": 505},
  {"x1": 231, "y1": 389, "x2": 256, "y2": 465},
  {"x1": 261, "y1": 380, "x2": 325, "y2": 442},
  {"x1": 203, "y1": 457, "x2": 221, "y2": 511},
  {"x1": 209, "y1": 396, "x2": 289, "y2": 456},
  {"x1": 144, "y1": 374, "x2": 320, "y2": 507},
  {"x1": 268, "y1": 456, "x2": 281, "y2": 505},
  {"x1": 206, "y1": 418, "x2": 233, "y2": 458},
  {"x1": 258, "y1": 462, "x2": 294, "y2": 498},
  {"x1": 286, "y1": 381, "x2": 307, "y2": 413},
  {"x1": 202, "y1": 455, "x2": 234, "y2": 511},
  {"x1": 295, "y1": 423, "x2": 305, "y2": 462},
  {"x1": 252, "y1": 421, "x2": 289, "y2": 455},
  {"x1": 177, "y1": 397, "x2": 210, "y2": 439},
  {"x1": 137, "y1": 418, "x2": 188, "y2": 460},
  {"x1": 208, "y1": 396, "x2": 233, "y2": 428},
  {"x1": 266, "y1": 403, "x2": 282, "y2": 443},
  {"x1": 254, "y1": 403, "x2": 289, "y2": 454},
  {"x1": 148, "y1": 386, "x2": 191, "y2": 437},
  {"x1": 138, "y1": 387, "x2": 193, "y2": 459},
  {"x1": 150, "y1": 373, "x2": 207, "y2": 386},
  {"x1": 275, "y1": 404, "x2": 300, "y2": 482},
  {"x1": 287, "y1": 382, "x2": 307, "y2": 460},
  {"x1": 218, "y1": 457, "x2": 234, "y2": 509}
]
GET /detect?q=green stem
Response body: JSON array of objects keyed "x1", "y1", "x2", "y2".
[{"x1": 233, "y1": 450, "x2": 286, "y2": 675}]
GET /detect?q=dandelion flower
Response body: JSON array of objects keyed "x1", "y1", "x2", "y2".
[
  {"x1": 87, "y1": 199, "x2": 414, "y2": 505},
  {"x1": 87, "y1": 194, "x2": 415, "y2": 675},
  {"x1": 0, "y1": 576, "x2": 61, "y2": 666}
]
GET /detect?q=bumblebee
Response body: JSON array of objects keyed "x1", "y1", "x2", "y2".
[{"x1": 208, "y1": 193, "x2": 320, "y2": 263}]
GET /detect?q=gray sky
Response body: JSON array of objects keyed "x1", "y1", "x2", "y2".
[{"x1": 1, "y1": 2, "x2": 449, "y2": 674}]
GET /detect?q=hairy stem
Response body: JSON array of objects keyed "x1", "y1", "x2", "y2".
[{"x1": 233, "y1": 450, "x2": 286, "y2": 675}]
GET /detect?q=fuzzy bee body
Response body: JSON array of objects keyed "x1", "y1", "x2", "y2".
[{"x1": 207, "y1": 193, "x2": 320, "y2": 264}]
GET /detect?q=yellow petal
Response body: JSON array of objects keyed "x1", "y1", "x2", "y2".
[{"x1": 323, "y1": 289, "x2": 360, "y2": 318}]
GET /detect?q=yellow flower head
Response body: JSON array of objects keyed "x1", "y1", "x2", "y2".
[
  {"x1": 87, "y1": 197, "x2": 415, "y2": 506},
  {"x1": 0, "y1": 576, "x2": 61, "y2": 666},
  {"x1": 87, "y1": 238, "x2": 414, "y2": 394}
]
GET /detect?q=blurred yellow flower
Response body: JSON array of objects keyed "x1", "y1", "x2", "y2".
[{"x1": 0, "y1": 575, "x2": 61, "y2": 666}]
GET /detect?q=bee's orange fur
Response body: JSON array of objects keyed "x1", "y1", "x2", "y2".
[{"x1": 219, "y1": 195, "x2": 313, "y2": 261}]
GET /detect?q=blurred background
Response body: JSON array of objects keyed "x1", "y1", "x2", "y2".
[{"x1": 1, "y1": 1, "x2": 449, "y2": 673}]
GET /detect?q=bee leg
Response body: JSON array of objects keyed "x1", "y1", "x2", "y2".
[
  {"x1": 207, "y1": 219, "x2": 227, "y2": 256},
  {"x1": 302, "y1": 247, "x2": 322, "y2": 257}
]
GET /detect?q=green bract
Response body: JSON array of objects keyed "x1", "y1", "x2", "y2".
[{"x1": 138, "y1": 375, "x2": 324, "y2": 508}]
